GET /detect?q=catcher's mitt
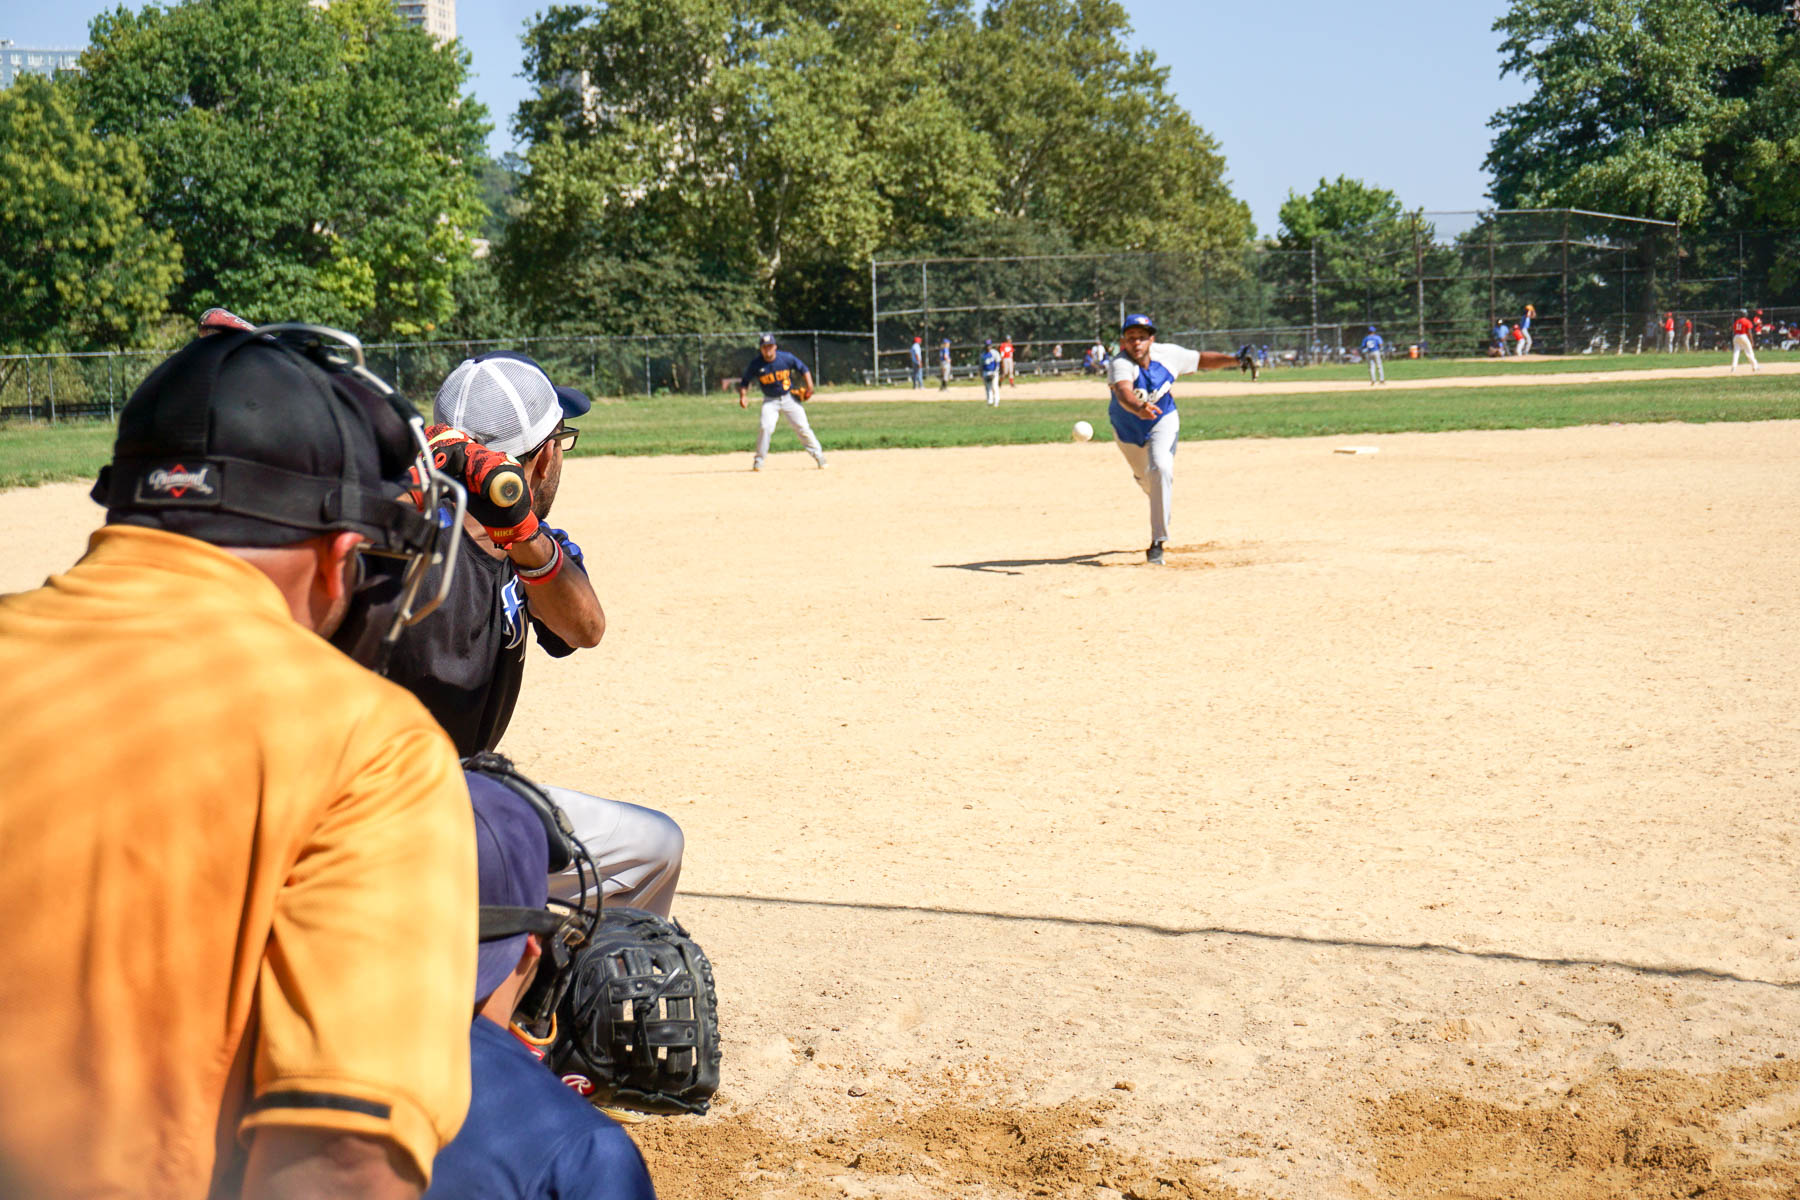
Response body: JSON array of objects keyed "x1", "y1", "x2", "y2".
[
  {"x1": 792, "y1": 384, "x2": 813, "y2": 402},
  {"x1": 546, "y1": 907, "x2": 721, "y2": 1116},
  {"x1": 1236, "y1": 344, "x2": 1259, "y2": 381}
]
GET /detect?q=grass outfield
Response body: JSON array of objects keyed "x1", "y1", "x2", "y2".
[
  {"x1": 4, "y1": 371, "x2": 1796, "y2": 491},
  {"x1": 1187, "y1": 348, "x2": 1793, "y2": 384}
]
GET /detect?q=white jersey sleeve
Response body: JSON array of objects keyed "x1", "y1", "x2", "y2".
[
  {"x1": 1107, "y1": 354, "x2": 1138, "y2": 386},
  {"x1": 1149, "y1": 342, "x2": 1201, "y2": 376}
]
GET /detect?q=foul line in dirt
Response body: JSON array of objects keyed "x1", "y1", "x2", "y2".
[{"x1": 682, "y1": 890, "x2": 1799, "y2": 991}]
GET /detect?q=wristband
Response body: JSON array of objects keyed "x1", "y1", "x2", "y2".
[{"x1": 515, "y1": 534, "x2": 563, "y2": 586}]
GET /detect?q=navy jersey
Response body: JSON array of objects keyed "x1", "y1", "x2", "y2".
[
  {"x1": 741, "y1": 350, "x2": 809, "y2": 399},
  {"x1": 426, "y1": 1019, "x2": 656, "y2": 1200}
]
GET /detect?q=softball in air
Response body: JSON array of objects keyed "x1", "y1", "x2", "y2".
[{"x1": 1072, "y1": 420, "x2": 1094, "y2": 442}]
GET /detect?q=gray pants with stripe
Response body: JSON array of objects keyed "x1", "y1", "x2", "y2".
[{"x1": 1115, "y1": 409, "x2": 1180, "y2": 544}]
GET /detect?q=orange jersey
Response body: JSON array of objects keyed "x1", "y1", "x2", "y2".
[
  {"x1": 0, "y1": 525, "x2": 476, "y2": 1196},
  {"x1": 1734, "y1": 317, "x2": 1753, "y2": 336}
]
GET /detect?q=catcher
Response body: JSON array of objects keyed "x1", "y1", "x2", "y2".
[
  {"x1": 429, "y1": 757, "x2": 718, "y2": 1198},
  {"x1": 737, "y1": 333, "x2": 828, "y2": 471}
]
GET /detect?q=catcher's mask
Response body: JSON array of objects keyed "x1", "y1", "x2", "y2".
[
  {"x1": 464, "y1": 752, "x2": 600, "y2": 1031},
  {"x1": 92, "y1": 324, "x2": 464, "y2": 672}
]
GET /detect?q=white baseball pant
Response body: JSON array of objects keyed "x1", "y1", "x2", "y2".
[
  {"x1": 1366, "y1": 351, "x2": 1384, "y2": 383},
  {"x1": 546, "y1": 786, "x2": 685, "y2": 918},
  {"x1": 1115, "y1": 409, "x2": 1180, "y2": 544},
  {"x1": 1732, "y1": 334, "x2": 1760, "y2": 372},
  {"x1": 755, "y1": 394, "x2": 825, "y2": 466},
  {"x1": 982, "y1": 373, "x2": 999, "y2": 405}
]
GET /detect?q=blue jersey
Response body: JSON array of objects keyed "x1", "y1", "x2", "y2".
[
  {"x1": 1106, "y1": 354, "x2": 1177, "y2": 446},
  {"x1": 940, "y1": 342, "x2": 952, "y2": 363},
  {"x1": 1361, "y1": 333, "x2": 1384, "y2": 355},
  {"x1": 426, "y1": 1019, "x2": 656, "y2": 1200},
  {"x1": 909, "y1": 342, "x2": 923, "y2": 367},
  {"x1": 741, "y1": 350, "x2": 809, "y2": 398},
  {"x1": 980, "y1": 348, "x2": 1001, "y2": 377}
]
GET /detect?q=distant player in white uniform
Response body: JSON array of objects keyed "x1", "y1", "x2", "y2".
[
  {"x1": 1361, "y1": 326, "x2": 1386, "y2": 384},
  {"x1": 1107, "y1": 313, "x2": 1247, "y2": 565},
  {"x1": 738, "y1": 333, "x2": 827, "y2": 470}
]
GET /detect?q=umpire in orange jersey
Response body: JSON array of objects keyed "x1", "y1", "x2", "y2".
[{"x1": 0, "y1": 326, "x2": 477, "y2": 1198}]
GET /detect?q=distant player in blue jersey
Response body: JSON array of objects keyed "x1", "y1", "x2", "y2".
[
  {"x1": 1107, "y1": 313, "x2": 1244, "y2": 565},
  {"x1": 939, "y1": 337, "x2": 953, "y2": 391},
  {"x1": 980, "y1": 339, "x2": 1002, "y2": 406},
  {"x1": 1360, "y1": 326, "x2": 1386, "y2": 385},
  {"x1": 738, "y1": 333, "x2": 827, "y2": 471}
]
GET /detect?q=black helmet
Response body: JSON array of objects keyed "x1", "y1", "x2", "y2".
[{"x1": 92, "y1": 324, "x2": 466, "y2": 669}]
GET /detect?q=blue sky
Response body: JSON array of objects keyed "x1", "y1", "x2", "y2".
[{"x1": 4, "y1": 0, "x2": 1530, "y2": 236}]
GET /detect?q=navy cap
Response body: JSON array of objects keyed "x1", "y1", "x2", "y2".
[
  {"x1": 472, "y1": 350, "x2": 592, "y2": 420},
  {"x1": 758, "y1": 333, "x2": 777, "y2": 346},
  {"x1": 470, "y1": 772, "x2": 551, "y2": 1003},
  {"x1": 1121, "y1": 313, "x2": 1155, "y2": 334}
]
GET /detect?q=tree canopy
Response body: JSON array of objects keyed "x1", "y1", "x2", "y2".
[
  {"x1": 78, "y1": 0, "x2": 488, "y2": 336},
  {"x1": 0, "y1": 74, "x2": 181, "y2": 353},
  {"x1": 1485, "y1": 0, "x2": 1790, "y2": 225},
  {"x1": 505, "y1": 0, "x2": 1251, "y2": 332}
]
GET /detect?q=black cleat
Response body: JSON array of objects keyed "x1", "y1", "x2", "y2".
[{"x1": 1147, "y1": 540, "x2": 1165, "y2": 565}]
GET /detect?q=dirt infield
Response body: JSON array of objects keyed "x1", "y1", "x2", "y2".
[
  {"x1": 821, "y1": 357, "x2": 1800, "y2": 403},
  {"x1": 5, "y1": 417, "x2": 1799, "y2": 1198}
]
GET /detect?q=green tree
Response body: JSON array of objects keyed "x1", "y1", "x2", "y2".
[
  {"x1": 512, "y1": 0, "x2": 996, "y2": 329},
  {"x1": 79, "y1": 0, "x2": 487, "y2": 336},
  {"x1": 1272, "y1": 177, "x2": 1418, "y2": 327},
  {"x1": 0, "y1": 74, "x2": 180, "y2": 352},
  {"x1": 941, "y1": 0, "x2": 1251, "y2": 256},
  {"x1": 1485, "y1": 0, "x2": 1784, "y2": 225}
]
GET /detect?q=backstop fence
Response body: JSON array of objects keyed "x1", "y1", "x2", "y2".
[
  {"x1": 0, "y1": 330, "x2": 875, "y2": 424},
  {"x1": 870, "y1": 210, "x2": 1800, "y2": 377}
]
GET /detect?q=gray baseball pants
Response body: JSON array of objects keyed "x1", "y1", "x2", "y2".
[
  {"x1": 1115, "y1": 409, "x2": 1179, "y2": 543},
  {"x1": 547, "y1": 786, "x2": 685, "y2": 918},
  {"x1": 755, "y1": 394, "x2": 825, "y2": 467}
]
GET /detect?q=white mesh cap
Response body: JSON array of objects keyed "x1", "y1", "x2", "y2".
[{"x1": 434, "y1": 356, "x2": 564, "y2": 457}]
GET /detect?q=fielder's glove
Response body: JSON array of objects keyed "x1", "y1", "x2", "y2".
[
  {"x1": 792, "y1": 384, "x2": 813, "y2": 403},
  {"x1": 547, "y1": 907, "x2": 722, "y2": 1115},
  {"x1": 416, "y1": 424, "x2": 539, "y2": 546},
  {"x1": 1237, "y1": 344, "x2": 1259, "y2": 381}
]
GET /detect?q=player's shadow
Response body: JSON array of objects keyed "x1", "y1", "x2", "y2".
[
  {"x1": 683, "y1": 891, "x2": 1798, "y2": 992},
  {"x1": 936, "y1": 549, "x2": 1126, "y2": 575}
]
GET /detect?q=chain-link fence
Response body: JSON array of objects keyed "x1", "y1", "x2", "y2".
[
  {"x1": 0, "y1": 330, "x2": 874, "y2": 424},
  {"x1": 870, "y1": 211, "x2": 1800, "y2": 372}
]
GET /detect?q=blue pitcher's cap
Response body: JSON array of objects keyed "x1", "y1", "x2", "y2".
[
  {"x1": 470, "y1": 772, "x2": 551, "y2": 1003},
  {"x1": 1121, "y1": 313, "x2": 1155, "y2": 334},
  {"x1": 1369, "y1": 326, "x2": 1377, "y2": 333}
]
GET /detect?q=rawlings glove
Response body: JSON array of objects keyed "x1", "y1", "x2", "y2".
[
  {"x1": 547, "y1": 907, "x2": 721, "y2": 1115},
  {"x1": 421, "y1": 424, "x2": 539, "y2": 546}
]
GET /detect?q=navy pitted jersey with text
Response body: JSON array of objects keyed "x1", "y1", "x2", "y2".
[{"x1": 741, "y1": 350, "x2": 809, "y2": 398}]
